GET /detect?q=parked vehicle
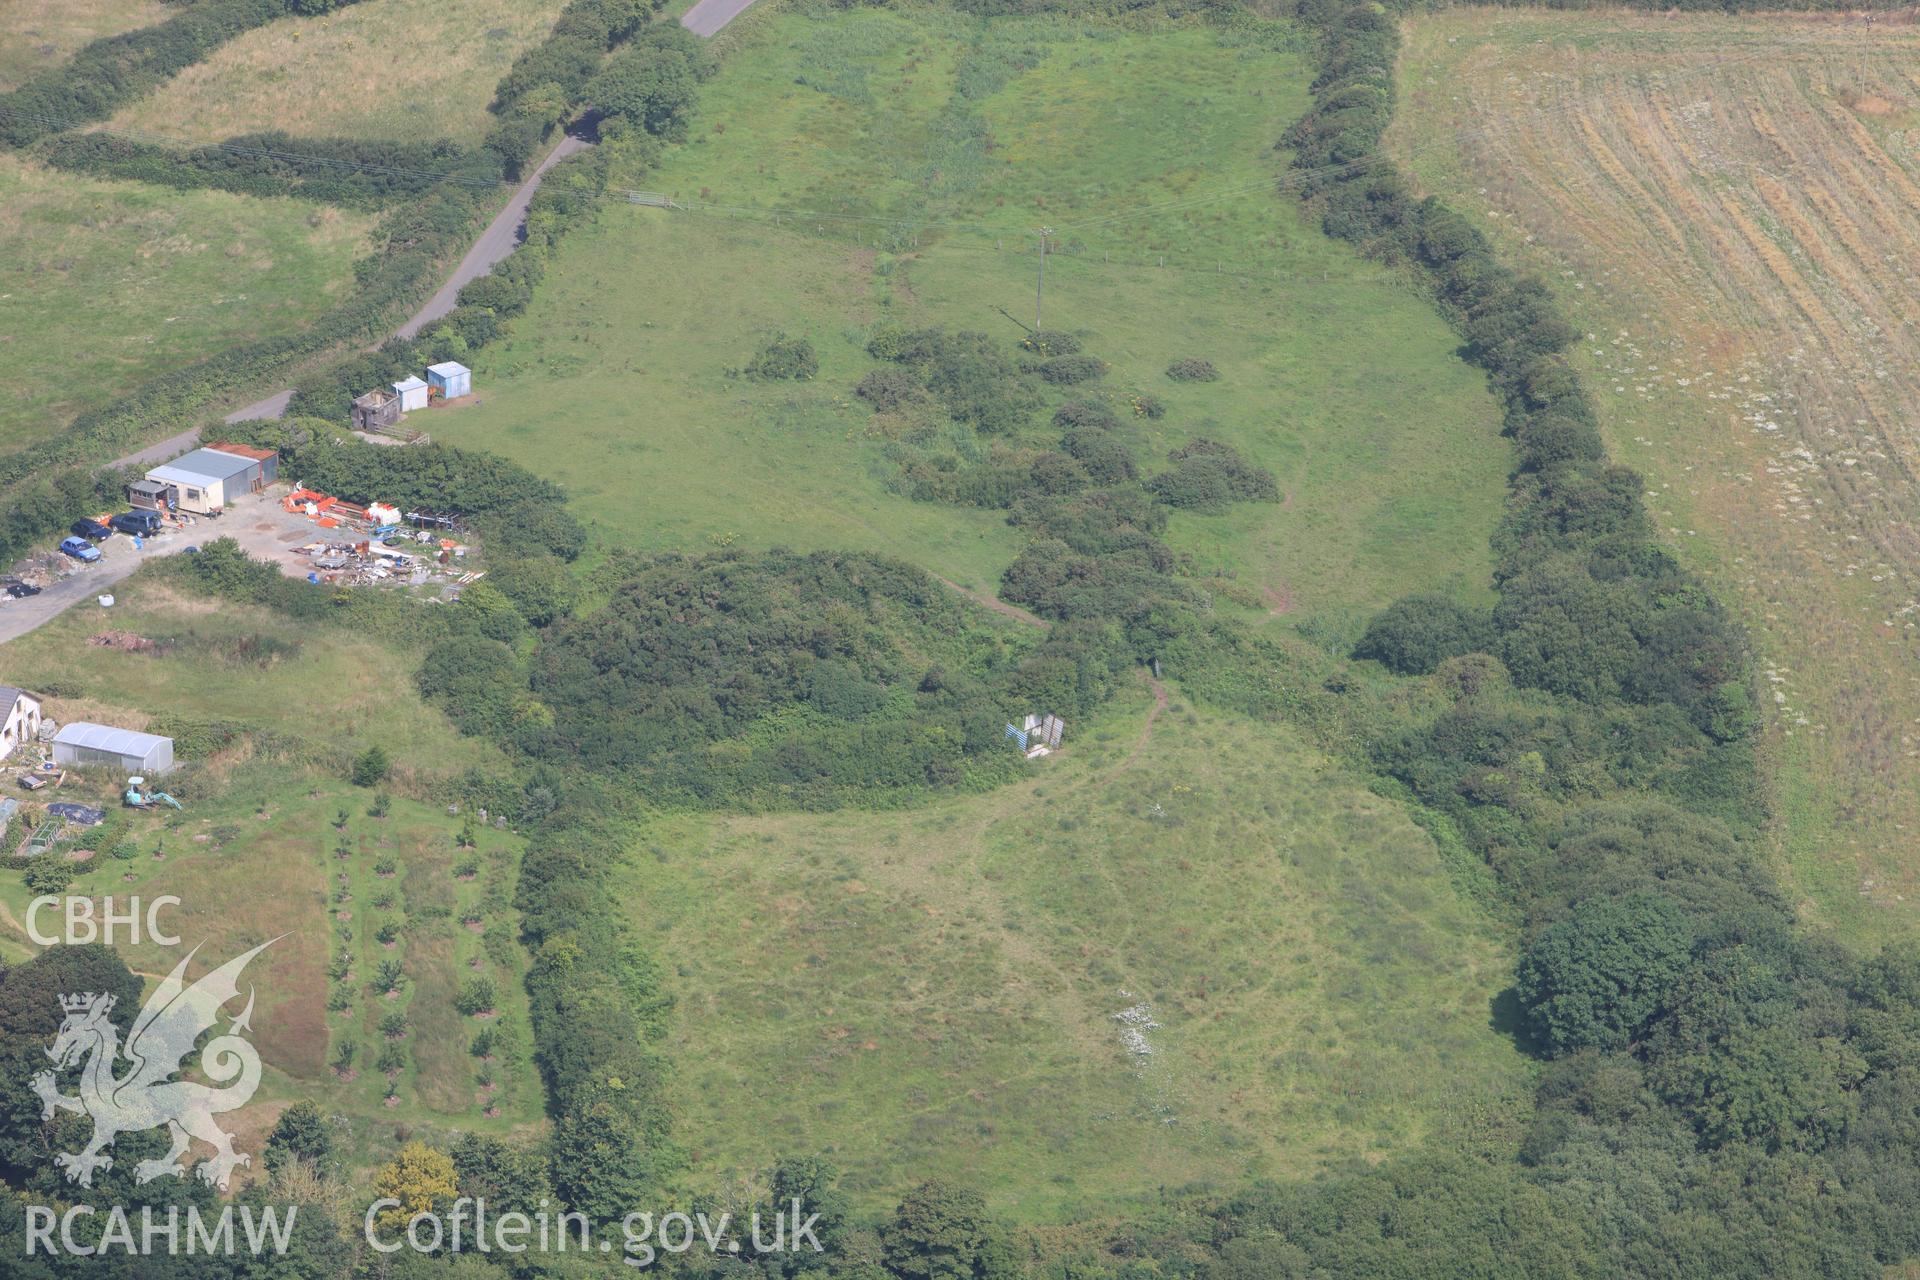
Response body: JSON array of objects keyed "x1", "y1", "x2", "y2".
[
  {"x1": 59, "y1": 537, "x2": 101, "y2": 563},
  {"x1": 3, "y1": 582, "x2": 40, "y2": 599},
  {"x1": 70, "y1": 518, "x2": 112, "y2": 541},
  {"x1": 109, "y1": 511, "x2": 161, "y2": 537}
]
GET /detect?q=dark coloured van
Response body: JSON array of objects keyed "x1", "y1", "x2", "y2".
[{"x1": 109, "y1": 511, "x2": 162, "y2": 537}]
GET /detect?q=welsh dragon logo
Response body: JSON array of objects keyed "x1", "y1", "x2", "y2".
[{"x1": 32, "y1": 939, "x2": 278, "y2": 1191}]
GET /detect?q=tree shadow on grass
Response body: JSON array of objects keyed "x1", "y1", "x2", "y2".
[{"x1": 1490, "y1": 984, "x2": 1546, "y2": 1058}]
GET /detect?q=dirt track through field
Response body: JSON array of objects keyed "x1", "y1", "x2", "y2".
[{"x1": 1393, "y1": 9, "x2": 1920, "y2": 935}]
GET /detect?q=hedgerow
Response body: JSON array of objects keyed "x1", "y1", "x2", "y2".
[{"x1": 37, "y1": 132, "x2": 473, "y2": 208}]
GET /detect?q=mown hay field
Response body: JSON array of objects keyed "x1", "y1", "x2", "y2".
[
  {"x1": 0, "y1": 155, "x2": 373, "y2": 452},
  {"x1": 623, "y1": 690, "x2": 1527, "y2": 1220},
  {"x1": 0, "y1": 0, "x2": 168, "y2": 92},
  {"x1": 1391, "y1": 9, "x2": 1920, "y2": 944},
  {"x1": 104, "y1": 0, "x2": 568, "y2": 145}
]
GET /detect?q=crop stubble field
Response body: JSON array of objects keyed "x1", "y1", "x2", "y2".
[{"x1": 1392, "y1": 9, "x2": 1920, "y2": 943}]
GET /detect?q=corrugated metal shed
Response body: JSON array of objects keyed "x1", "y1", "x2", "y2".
[
  {"x1": 393, "y1": 376, "x2": 429, "y2": 411},
  {"x1": 426, "y1": 361, "x2": 471, "y2": 399},
  {"x1": 148, "y1": 447, "x2": 260, "y2": 488}
]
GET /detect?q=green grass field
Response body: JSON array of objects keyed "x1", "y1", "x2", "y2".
[
  {"x1": 105, "y1": 0, "x2": 569, "y2": 146},
  {"x1": 0, "y1": 0, "x2": 168, "y2": 93},
  {"x1": 626, "y1": 686, "x2": 1528, "y2": 1219},
  {"x1": 435, "y1": 5, "x2": 1509, "y2": 636},
  {"x1": 0, "y1": 577, "x2": 502, "y2": 781},
  {"x1": 0, "y1": 155, "x2": 373, "y2": 453}
]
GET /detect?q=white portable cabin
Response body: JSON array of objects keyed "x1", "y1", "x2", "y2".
[
  {"x1": 392, "y1": 376, "x2": 429, "y2": 412},
  {"x1": 426, "y1": 362, "x2": 471, "y2": 401}
]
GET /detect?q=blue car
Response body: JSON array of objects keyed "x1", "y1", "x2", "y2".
[{"x1": 59, "y1": 536, "x2": 101, "y2": 564}]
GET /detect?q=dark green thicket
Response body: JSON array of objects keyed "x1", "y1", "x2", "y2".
[
  {"x1": 489, "y1": 0, "x2": 683, "y2": 165},
  {"x1": 507, "y1": 548, "x2": 1131, "y2": 807},
  {"x1": 514, "y1": 802, "x2": 674, "y2": 1220}
]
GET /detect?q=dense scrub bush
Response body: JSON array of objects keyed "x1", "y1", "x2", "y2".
[
  {"x1": 1060, "y1": 429, "x2": 1138, "y2": 485},
  {"x1": 744, "y1": 333, "x2": 818, "y2": 381},
  {"x1": 521, "y1": 549, "x2": 1123, "y2": 804},
  {"x1": 1165, "y1": 357, "x2": 1218, "y2": 382},
  {"x1": 419, "y1": 636, "x2": 526, "y2": 742},
  {"x1": 1035, "y1": 354, "x2": 1108, "y2": 385},
  {"x1": 868, "y1": 326, "x2": 1039, "y2": 435},
  {"x1": 1516, "y1": 892, "x2": 1695, "y2": 1055},
  {"x1": 1353, "y1": 595, "x2": 1494, "y2": 675},
  {"x1": 855, "y1": 368, "x2": 925, "y2": 411},
  {"x1": 1146, "y1": 439, "x2": 1279, "y2": 510}
]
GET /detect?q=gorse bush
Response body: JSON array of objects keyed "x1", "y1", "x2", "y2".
[
  {"x1": 745, "y1": 333, "x2": 819, "y2": 381},
  {"x1": 1146, "y1": 439, "x2": 1279, "y2": 511},
  {"x1": 1020, "y1": 330, "x2": 1082, "y2": 356},
  {"x1": 1034, "y1": 354, "x2": 1108, "y2": 385},
  {"x1": 855, "y1": 368, "x2": 925, "y2": 412},
  {"x1": 1165, "y1": 357, "x2": 1219, "y2": 382}
]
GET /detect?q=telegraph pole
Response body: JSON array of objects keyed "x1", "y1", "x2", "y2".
[{"x1": 1034, "y1": 226, "x2": 1053, "y2": 330}]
